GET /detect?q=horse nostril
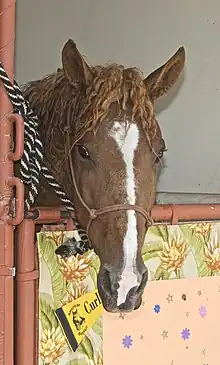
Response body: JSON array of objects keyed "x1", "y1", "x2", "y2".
[
  {"x1": 101, "y1": 268, "x2": 113, "y2": 295},
  {"x1": 137, "y1": 268, "x2": 148, "y2": 294},
  {"x1": 134, "y1": 297, "x2": 142, "y2": 310}
]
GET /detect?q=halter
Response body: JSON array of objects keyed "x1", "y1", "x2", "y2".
[{"x1": 67, "y1": 132, "x2": 154, "y2": 242}]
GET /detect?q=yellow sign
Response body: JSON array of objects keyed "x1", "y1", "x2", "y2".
[{"x1": 55, "y1": 289, "x2": 104, "y2": 351}]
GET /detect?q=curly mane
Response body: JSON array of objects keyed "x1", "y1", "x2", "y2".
[{"x1": 22, "y1": 63, "x2": 161, "y2": 181}]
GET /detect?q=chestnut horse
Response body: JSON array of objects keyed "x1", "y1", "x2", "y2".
[{"x1": 19, "y1": 39, "x2": 185, "y2": 312}]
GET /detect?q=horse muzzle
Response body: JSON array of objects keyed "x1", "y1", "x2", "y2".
[{"x1": 97, "y1": 265, "x2": 148, "y2": 312}]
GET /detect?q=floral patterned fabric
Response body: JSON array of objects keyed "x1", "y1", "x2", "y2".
[
  {"x1": 37, "y1": 222, "x2": 220, "y2": 365},
  {"x1": 38, "y1": 231, "x2": 102, "y2": 365}
]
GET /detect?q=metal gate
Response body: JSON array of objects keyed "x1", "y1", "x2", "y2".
[{"x1": 0, "y1": 2, "x2": 17, "y2": 365}]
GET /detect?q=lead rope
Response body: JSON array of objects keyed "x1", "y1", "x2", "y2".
[{"x1": 0, "y1": 64, "x2": 90, "y2": 255}]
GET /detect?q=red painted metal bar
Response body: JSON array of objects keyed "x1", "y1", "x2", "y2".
[
  {"x1": 152, "y1": 203, "x2": 220, "y2": 224},
  {"x1": 16, "y1": 220, "x2": 37, "y2": 365},
  {"x1": 26, "y1": 203, "x2": 220, "y2": 224},
  {"x1": 0, "y1": 2, "x2": 17, "y2": 365}
]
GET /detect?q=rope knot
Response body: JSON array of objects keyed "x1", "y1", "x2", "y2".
[{"x1": 89, "y1": 209, "x2": 97, "y2": 219}]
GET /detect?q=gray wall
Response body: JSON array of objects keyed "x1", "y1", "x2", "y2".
[{"x1": 15, "y1": 0, "x2": 220, "y2": 194}]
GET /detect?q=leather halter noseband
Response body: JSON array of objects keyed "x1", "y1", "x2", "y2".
[{"x1": 67, "y1": 134, "x2": 154, "y2": 240}]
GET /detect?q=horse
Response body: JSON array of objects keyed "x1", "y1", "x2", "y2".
[
  {"x1": 16, "y1": 39, "x2": 185, "y2": 313},
  {"x1": 71, "y1": 308, "x2": 86, "y2": 332}
]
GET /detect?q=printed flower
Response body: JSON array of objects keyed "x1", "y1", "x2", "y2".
[
  {"x1": 39, "y1": 327, "x2": 66, "y2": 364},
  {"x1": 88, "y1": 350, "x2": 103, "y2": 365},
  {"x1": 181, "y1": 328, "x2": 190, "y2": 340},
  {"x1": 95, "y1": 350, "x2": 103, "y2": 365},
  {"x1": 157, "y1": 227, "x2": 189, "y2": 273},
  {"x1": 153, "y1": 304, "x2": 161, "y2": 313},
  {"x1": 190, "y1": 223, "x2": 211, "y2": 239},
  {"x1": 58, "y1": 251, "x2": 93, "y2": 282},
  {"x1": 122, "y1": 335, "x2": 133, "y2": 348},
  {"x1": 199, "y1": 305, "x2": 207, "y2": 318},
  {"x1": 204, "y1": 227, "x2": 220, "y2": 272},
  {"x1": 47, "y1": 231, "x2": 65, "y2": 246},
  {"x1": 61, "y1": 282, "x2": 88, "y2": 305}
]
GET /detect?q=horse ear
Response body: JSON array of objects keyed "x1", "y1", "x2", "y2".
[
  {"x1": 62, "y1": 39, "x2": 94, "y2": 86},
  {"x1": 144, "y1": 47, "x2": 185, "y2": 101}
]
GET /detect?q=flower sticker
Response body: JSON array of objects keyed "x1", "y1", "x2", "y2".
[
  {"x1": 122, "y1": 335, "x2": 133, "y2": 348},
  {"x1": 166, "y1": 294, "x2": 173, "y2": 303},
  {"x1": 181, "y1": 328, "x2": 191, "y2": 340},
  {"x1": 161, "y1": 330, "x2": 168, "y2": 340},
  {"x1": 153, "y1": 304, "x2": 161, "y2": 313},
  {"x1": 119, "y1": 312, "x2": 125, "y2": 320},
  {"x1": 199, "y1": 305, "x2": 207, "y2": 318}
]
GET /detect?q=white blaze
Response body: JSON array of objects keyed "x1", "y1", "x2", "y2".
[{"x1": 109, "y1": 121, "x2": 139, "y2": 306}]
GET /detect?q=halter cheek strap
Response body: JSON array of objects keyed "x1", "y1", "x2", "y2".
[{"x1": 67, "y1": 134, "x2": 154, "y2": 242}]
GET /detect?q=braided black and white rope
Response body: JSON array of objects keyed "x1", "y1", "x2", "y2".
[
  {"x1": 0, "y1": 66, "x2": 74, "y2": 212},
  {"x1": 0, "y1": 64, "x2": 90, "y2": 254}
]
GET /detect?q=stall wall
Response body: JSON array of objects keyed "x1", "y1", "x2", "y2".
[{"x1": 15, "y1": 0, "x2": 220, "y2": 195}]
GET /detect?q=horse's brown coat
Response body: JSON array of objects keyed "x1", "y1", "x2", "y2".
[{"x1": 15, "y1": 40, "x2": 185, "y2": 312}]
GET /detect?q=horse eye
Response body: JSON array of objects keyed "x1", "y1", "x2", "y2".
[{"x1": 77, "y1": 145, "x2": 90, "y2": 159}]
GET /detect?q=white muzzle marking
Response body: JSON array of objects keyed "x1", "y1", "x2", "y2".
[{"x1": 109, "y1": 121, "x2": 139, "y2": 306}]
